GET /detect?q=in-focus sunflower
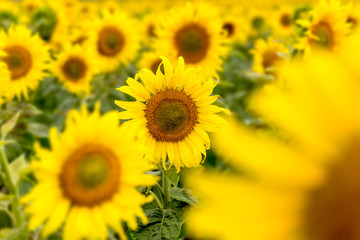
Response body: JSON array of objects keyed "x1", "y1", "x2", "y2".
[
  {"x1": 155, "y1": 2, "x2": 228, "y2": 79},
  {"x1": 115, "y1": 57, "x2": 229, "y2": 171},
  {"x1": 187, "y1": 52, "x2": 360, "y2": 240},
  {"x1": 88, "y1": 10, "x2": 140, "y2": 73},
  {"x1": 251, "y1": 37, "x2": 289, "y2": 76},
  {"x1": 0, "y1": 25, "x2": 49, "y2": 100},
  {"x1": 296, "y1": 0, "x2": 351, "y2": 56},
  {"x1": 51, "y1": 44, "x2": 97, "y2": 94},
  {"x1": 21, "y1": 105, "x2": 157, "y2": 240}
]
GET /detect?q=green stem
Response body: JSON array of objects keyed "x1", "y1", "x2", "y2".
[
  {"x1": 162, "y1": 167, "x2": 170, "y2": 209},
  {"x1": 0, "y1": 146, "x2": 23, "y2": 227},
  {"x1": 149, "y1": 190, "x2": 163, "y2": 210}
]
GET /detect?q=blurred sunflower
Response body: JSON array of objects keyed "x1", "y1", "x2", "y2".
[
  {"x1": 155, "y1": 2, "x2": 228, "y2": 79},
  {"x1": 115, "y1": 57, "x2": 229, "y2": 171},
  {"x1": 271, "y1": 5, "x2": 295, "y2": 38},
  {"x1": 221, "y1": 11, "x2": 248, "y2": 44},
  {"x1": 296, "y1": 0, "x2": 351, "y2": 56},
  {"x1": 345, "y1": 2, "x2": 360, "y2": 34},
  {"x1": 187, "y1": 53, "x2": 360, "y2": 240},
  {"x1": 138, "y1": 51, "x2": 162, "y2": 74},
  {"x1": 51, "y1": 44, "x2": 98, "y2": 94},
  {"x1": 0, "y1": 0, "x2": 19, "y2": 29},
  {"x1": 88, "y1": 10, "x2": 140, "y2": 73},
  {"x1": 251, "y1": 37, "x2": 289, "y2": 76},
  {"x1": 0, "y1": 42, "x2": 10, "y2": 104},
  {"x1": 0, "y1": 25, "x2": 49, "y2": 100},
  {"x1": 21, "y1": 105, "x2": 157, "y2": 240}
]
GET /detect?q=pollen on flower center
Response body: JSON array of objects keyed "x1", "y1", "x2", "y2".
[
  {"x1": 310, "y1": 21, "x2": 334, "y2": 49},
  {"x1": 304, "y1": 140, "x2": 360, "y2": 240},
  {"x1": 222, "y1": 22, "x2": 235, "y2": 37},
  {"x1": 4, "y1": 45, "x2": 32, "y2": 80},
  {"x1": 59, "y1": 144, "x2": 120, "y2": 206},
  {"x1": 62, "y1": 57, "x2": 87, "y2": 81},
  {"x1": 98, "y1": 26, "x2": 125, "y2": 57},
  {"x1": 174, "y1": 23, "x2": 210, "y2": 64},
  {"x1": 146, "y1": 89, "x2": 198, "y2": 142}
]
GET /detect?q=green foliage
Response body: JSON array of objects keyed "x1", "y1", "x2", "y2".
[{"x1": 130, "y1": 200, "x2": 189, "y2": 240}]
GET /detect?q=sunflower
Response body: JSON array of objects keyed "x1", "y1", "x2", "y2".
[
  {"x1": 21, "y1": 105, "x2": 158, "y2": 240},
  {"x1": 0, "y1": 42, "x2": 11, "y2": 104},
  {"x1": 51, "y1": 44, "x2": 98, "y2": 94},
  {"x1": 221, "y1": 10, "x2": 248, "y2": 44},
  {"x1": 138, "y1": 51, "x2": 162, "y2": 74},
  {"x1": 251, "y1": 37, "x2": 289, "y2": 76},
  {"x1": 187, "y1": 52, "x2": 360, "y2": 240},
  {"x1": 271, "y1": 5, "x2": 295, "y2": 39},
  {"x1": 296, "y1": 0, "x2": 351, "y2": 56},
  {"x1": 344, "y1": 2, "x2": 360, "y2": 34},
  {"x1": 155, "y1": 2, "x2": 228, "y2": 79},
  {"x1": 0, "y1": 25, "x2": 49, "y2": 100},
  {"x1": 88, "y1": 10, "x2": 141, "y2": 73},
  {"x1": 115, "y1": 56, "x2": 229, "y2": 171}
]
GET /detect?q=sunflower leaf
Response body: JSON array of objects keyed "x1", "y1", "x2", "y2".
[
  {"x1": 169, "y1": 187, "x2": 198, "y2": 206},
  {"x1": 130, "y1": 200, "x2": 189, "y2": 240},
  {"x1": 164, "y1": 168, "x2": 180, "y2": 187},
  {"x1": 1, "y1": 111, "x2": 21, "y2": 140},
  {"x1": 8, "y1": 154, "x2": 29, "y2": 185},
  {"x1": 0, "y1": 226, "x2": 30, "y2": 240}
]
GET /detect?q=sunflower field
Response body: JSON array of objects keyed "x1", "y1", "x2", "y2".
[{"x1": 0, "y1": 0, "x2": 359, "y2": 239}]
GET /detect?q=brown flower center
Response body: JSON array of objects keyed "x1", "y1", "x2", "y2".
[
  {"x1": 310, "y1": 21, "x2": 334, "y2": 49},
  {"x1": 150, "y1": 59, "x2": 162, "y2": 74},
  {"x1": 61, "y1": 57, "x2": 87, "y2": 82},
  {"x1": 145, "y1": 89, "x2": 198, "y2": 142},
  {"x1": 280, "y1": 14, "x2": 292, "y2": 27},
  {"x1": 59, "y1": 144, "x2": 120, "y2": 206},
  {"x1": 174, "y1": 23, "x2": 210, "y2": 64},
  {"x1": 222, "y1": 22, "x2": 235, "y2": 37},
  {"x1": 97, "y1": 26, "x2": 125, "y2": 57},
  {"x1": 304, "y1": 140, "x2": 360, "y2": 240},
  {"x1": 262, "y1": 50, "x2": 280, "y2": 70},
  {"x1": 147, "y1": 24, "x2": 157, "y2": 38},
  {"x1": 3, "y1": 45, "x2": 32, "y2": 80}
]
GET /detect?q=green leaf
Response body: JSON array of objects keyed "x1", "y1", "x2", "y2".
[
  {"x1": 130, "y1": 200, "x2": 188, "y2": 240},
  {"x1": 169, "y1": 188, "x2": 198, "y2": 206},
  {"x1": 0, "y1": 226, "x2": 30, "y2": 240},
  {"x1": 8, "y1": 154, "x2": 29, "y2": 185},
  {"x1": 164, "y1": 168, "x2": 180, "y2": 187},
  {"x1": 1, "y1": 111, "x2": 21, "y2": 140},
  {"x1": 27, "y1": 122, "x2": 49, "y2": 138}
]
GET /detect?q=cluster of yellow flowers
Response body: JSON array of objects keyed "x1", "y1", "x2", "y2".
[{"x1": 0, "y1": 0, "x2": 359, "y2": 239}]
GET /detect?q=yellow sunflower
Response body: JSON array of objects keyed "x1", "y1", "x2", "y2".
[
  {"x1": 187, "y1": 52, "x2": 360, "y2": 240},
  {"x1": 251, "y1": 37, "x2": 289, "y2": 76},
  {"x1": 344, "y1": 2, "x2": 360, "y2": 34},
  {"x1": 138, "y1": 51, "x2": 162, "y2": 74},
  {"x1": 115, "y1": 56, "x2": 229, "y2": 171},
  {"x1": 0, "y1": 42, "x2": 11, "y2": 104},
  {"x1": 21, "y1": 105, "x2": 158, "y2": 240},
  {"x1": 296, "y1": 0, "x2": 351, "y2": 56},
  {"x1": 221, "y1": 10, "x2": 248, "y2": 44},
  {"x1": 88, "y1": 10, "x2": 141, "y2": 73},
  {"x1": 155, "y1": 2, "x2": 228, "y2": 79},
  {"x1": 0, "y1": 25, "x2": 49, "y2": 100},
  {"x1": 51, "y1": 44, "x2": 98, "y2": 94},
  {"x1": 271, "y1": 5, "x2": 295, "y2": 39}
]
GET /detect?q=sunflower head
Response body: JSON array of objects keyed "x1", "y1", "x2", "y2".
[
  {"x1": 21, "y1": 104, "x2": 157, "y2": 239},
  {"x1": 155, "y1": 2, "x2": 228, "y2": 79},
  {"x1": 116, "y1": 56, "x2": 229, "y2": 171},
  {"x1": 0, "y1": 25, "x2": 49, "y2": 100},
  {"x1": 89, "y1": 10, "x2": 141, "y2": 72},
  {"x1": 51, "y1": 44, "x2": 98, "y2": 94}
]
